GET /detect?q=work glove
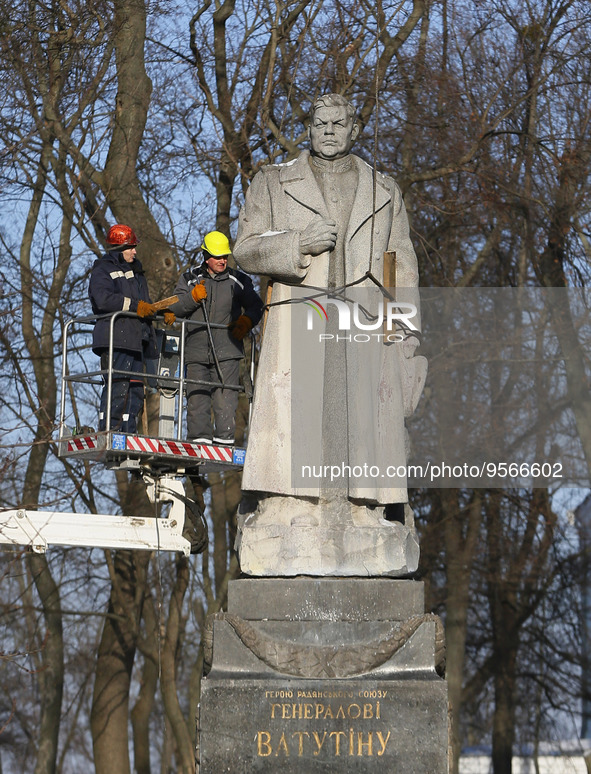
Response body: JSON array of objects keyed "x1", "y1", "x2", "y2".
[
  {"x1": 229, "y1": 314, "x2": 253, "y2": 341},
  {"x1": 136, "y1": 300, "x2": 157, "y2": 318},
  {"x1": 191, "y1": 280, "x2": 207, "y2": 303},
  {"x1": 164, "y1": 311, "x2": 176, "y2": 325}
]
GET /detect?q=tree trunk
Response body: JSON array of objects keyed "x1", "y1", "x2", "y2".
[
  {"x1": 208, "y1": 471, "x2": 241, "y2": 595},
  {"x1": 160, "y1": 556, "x2": 194, "y2": 774},
  {"x1": 91, "y1": 548, "x2": 150, "y2": 774},
  {"x1": 102, "y1": 0, "x2": 176, "y2": 297},
  {"x1": 19, "y1": 128, "x2": 72, "y2": 774},
  {"x1": 444, "y1": 491, "x2": 482, "y2": 774},
  {"x1": 91, "y1": 472, "x2": 155, "y2": 772},
  {"x1": 30, "y1": 554, "x2": 64, "y2": 774},
  {"x1": 491, "y1": 645, "x2": 518, "y2": 774},
  {"x1": 131, "y1": 591, "x2": 159, "y2": 774}
]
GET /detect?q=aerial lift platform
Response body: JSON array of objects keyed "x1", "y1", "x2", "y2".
[{"x1": 0, "y1": 311, "x2": 254, "y2": 555}]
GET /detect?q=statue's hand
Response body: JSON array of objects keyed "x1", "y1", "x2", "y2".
[
  {"x1": 400, "y1": 335, "x2": 420, "y2": 358},
  {"x1": 300, "y1": 217, "x2": 337, "y2": 256}
]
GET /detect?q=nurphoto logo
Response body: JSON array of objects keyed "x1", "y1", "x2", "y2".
[{"x1": 303, "y1": 295, "x2": 418, "y2": 343}]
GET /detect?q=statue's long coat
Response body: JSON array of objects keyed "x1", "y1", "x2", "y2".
[{"x1": 234, "y1": 151, "x2": 424, "y2": 503}]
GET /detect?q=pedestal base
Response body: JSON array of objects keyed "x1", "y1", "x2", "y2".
[{"x1": 198, "y1": 579, "x2": 448, "y2": 773}]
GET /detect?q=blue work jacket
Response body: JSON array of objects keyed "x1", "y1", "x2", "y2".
[{"x1": 88, "y1": 251, "x2": 156, "y2": 356}]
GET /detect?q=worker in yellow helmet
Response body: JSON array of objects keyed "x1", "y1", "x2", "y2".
[{"x1": 167, "y1": 231, "x2": 263, "y2": 445}]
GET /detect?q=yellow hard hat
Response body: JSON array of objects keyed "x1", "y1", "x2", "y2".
[{"x1": 201, "y1": 230, "x2": 231, "y2": 257}]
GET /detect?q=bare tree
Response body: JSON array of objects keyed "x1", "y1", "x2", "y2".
[{"x1": 1, "y1": 2, "x2": 591, "y2": 773}]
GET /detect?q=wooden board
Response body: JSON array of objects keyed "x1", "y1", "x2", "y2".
[
  {"x1": 153, "y1": 295, "x2": 179, "y2": 311},
  {"x1": 383, "y1": 250, "x2": 396, "y2": 290}
]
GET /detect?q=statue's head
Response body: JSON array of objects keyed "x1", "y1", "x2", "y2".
[{"x1": 309, "y1": 94, "x2": 360, "y2": 160}]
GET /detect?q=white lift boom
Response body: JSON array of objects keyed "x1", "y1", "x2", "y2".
[{"x1": 0, "y1": 475, "x2": 191, "y2": 555}]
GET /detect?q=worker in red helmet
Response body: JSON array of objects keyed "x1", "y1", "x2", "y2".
[{"x1": 88, "y1": 224, "x2": 157, "y2": 433}]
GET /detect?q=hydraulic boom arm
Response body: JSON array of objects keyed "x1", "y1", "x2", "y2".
[{"x1": 0, "y1": 475, "x2": 191, "y2": 555}]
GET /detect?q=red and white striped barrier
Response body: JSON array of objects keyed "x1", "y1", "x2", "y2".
[
  {"x1": 158, "y1": 440, "x2": 201, "y2": 458},
  {"x1": 66, "y1": 436, "x2": 98, "y2": 452},
  {"x1": 126, "y1": 435, "x2": 162, "y2": 454},
  {"x1": 195, "y1": 444, "x2": 233, "y2": 463},
  {"x1": 126, "y1": 435, "x2": 234, "y2": 463},
  {"x1": 64, "y1": 433, "x2": 240, "y2": 466}
]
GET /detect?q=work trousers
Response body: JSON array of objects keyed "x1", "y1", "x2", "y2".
[
  {"x1": 186, "y1": 359, "x2": 240, "y2": 443},
  {"x1": 99, "y1": 350, "x2": 144, "y2": 434}
]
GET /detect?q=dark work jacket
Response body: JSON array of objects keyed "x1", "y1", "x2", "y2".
[
  {"x1": 169, "y1": 264, "x2": 263, "y2": 363},
  {"x1": 88, "y1": 251, "x2": 157, "y2": 356}
]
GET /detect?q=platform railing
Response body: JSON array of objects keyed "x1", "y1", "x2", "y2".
[{"x1": 59, "y1": 312, "x2": 255, "y2": 443}]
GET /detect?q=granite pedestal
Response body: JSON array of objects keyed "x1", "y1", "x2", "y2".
[{"x1": 198, "y1": 578, "x2": 448, "y2": 772}]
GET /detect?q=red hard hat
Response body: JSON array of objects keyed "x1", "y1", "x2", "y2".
[{"x1": 106, "y1": 224, "x2": 139, "y2": 247}]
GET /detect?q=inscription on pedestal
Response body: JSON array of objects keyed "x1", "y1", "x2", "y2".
[
  {"x1": 257, "y1": 688, "x2": 390, "y2": 759},
  {"x1": 200, "y1": 678, "x2": 448, "y2": 772}
]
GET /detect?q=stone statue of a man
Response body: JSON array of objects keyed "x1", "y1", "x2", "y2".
[{"x1": 233, "y1": 94, "x2": 427, "y2": 577}]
